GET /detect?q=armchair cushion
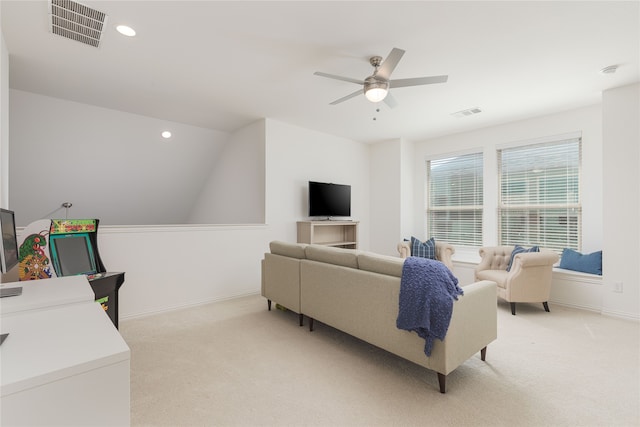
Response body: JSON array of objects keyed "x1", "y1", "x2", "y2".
[
  {"x1": 411, "y1": 236, "x2": 436, "y2": 259},
  {"x1": 506, "y1": 245, "x2": 539, "y2": 272},
  {"x1": 559, "y1": 248, "x2": 602, "y2": 275},
  {"x1": 475, "y1": 269, "x2": 509, "y2": 289}
]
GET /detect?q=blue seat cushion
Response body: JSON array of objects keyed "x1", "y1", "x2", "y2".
[{"x1": 559, "y1": 248, "x2": 602, "y2": 275}]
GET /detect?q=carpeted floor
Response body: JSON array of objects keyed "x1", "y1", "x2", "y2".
[{"x1": 120, "y1": 294, "x2": 640, "y2": 427}]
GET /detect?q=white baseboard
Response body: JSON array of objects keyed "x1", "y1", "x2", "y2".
[
  {"x1": 600, "y1": 308, "x2": 640, "y2": 322},
  {"x1": 120, "y1": 291, "x2": 261, "y2": 321}
]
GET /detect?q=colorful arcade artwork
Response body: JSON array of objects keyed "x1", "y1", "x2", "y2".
[
  {"x1": 17, "y1": 219, "x2": 99, "y2": 281},
  {"x1": 50, "y1": 219, "x2": 97, "y2": 235},
  {"x1": 18, "y1": 228, "x2": 52, "y2": 280}
]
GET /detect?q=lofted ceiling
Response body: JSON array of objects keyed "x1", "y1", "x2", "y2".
[{"x1": 1, "y1": 1, "x2": 639, "y2": 144}]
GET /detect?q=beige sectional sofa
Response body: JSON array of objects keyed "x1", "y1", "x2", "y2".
[{"x1": 261, "y1": 241, "x2": 497, "y2": 393}]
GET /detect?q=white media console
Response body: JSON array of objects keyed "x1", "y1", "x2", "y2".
[{"x1": 297, "y1": 220, "x2": 359, "y2": 249}]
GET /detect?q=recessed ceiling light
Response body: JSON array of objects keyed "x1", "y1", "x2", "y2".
[
  {"x1": 161, "y1": 131, "x2": 172, "y2": 139},
  {"x1": 116, "y1": 25, "x2": 136, "y2": 37},
  {"x1": 600, "y1": 65, "x2": 618, "y2": 74}
]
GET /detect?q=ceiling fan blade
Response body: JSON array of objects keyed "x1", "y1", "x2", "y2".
[
  {"x1": 390, "y1": 75, "x2": 448, "y2": 88},
  {"x1": 314, "y1": 72, "x2": 364, "y2": 85},
  {"x1": 383, "y1": 93, "x2": 398, "y2": 109},
  {"x1": 376, "y1": 48, "x2": 405, "y2": 80},
  {"x1": 329, "y1": 89, "x2": 363, "y2": 105}
]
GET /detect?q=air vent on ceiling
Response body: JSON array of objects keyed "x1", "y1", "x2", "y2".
[
  {"x1": 451, "y1": 107, "x2": 482, "y2": 118},
  {"x1": 48, "y1": 0, "x2": 108, "y2": 48}
]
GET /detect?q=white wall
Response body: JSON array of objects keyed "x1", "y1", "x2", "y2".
[
  {"x1": 369, "y1": 139, "x2": 402, "y2": 255},
  {"x1": 411, "y1": 105, "x2": 604, "y2": 257},
  {"x1": 602, "y1": 83, "x2": 639, "y2": 318},
  {"x1": 96, "y1": 224, "x2": 270, "y2": 318},
  {"x1": 0, "y1": 16, "x2": 8, "y2": 209},
  {"x1": 9, "y1": 90, "x2": 229, "y2": 226},
  {"x1": 408, "y1": 102, "x2": 640, "y2": 319},
  {"x1": 188, "y1": 119, "x2": 265, "y2": 224},
  {"x1": 368, "y1": 138, "x2": 416, "y2": 256},
  {"x1": 400, "y1": 139, "x2": 415, "y2": 241},
  {"x1": 265, "y1": 119, "x2": 370, "y2": 250},
  {"x1": 88, "y1": 118, "x2": 370, "y2": 319}
]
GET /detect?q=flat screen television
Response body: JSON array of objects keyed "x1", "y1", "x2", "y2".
[
  {"x1": 49, "y1": 233, "x2": 98, "y2": 276},
  {"x1": 0, "y1": 208, "x2": 19, "y2": 274},
  {"x1": 308, "y1": 181, "x2": 351, "y2": 218}
]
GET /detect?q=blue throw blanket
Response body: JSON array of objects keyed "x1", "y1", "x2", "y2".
[{"x1": 396, "y1": 257, "x2": 464, "y2": 356}]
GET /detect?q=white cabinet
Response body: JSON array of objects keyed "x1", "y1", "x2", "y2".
[
  {"x1": 297, "y1": 221, "x2": 359, "y2": 249},
  {"x1": 0, "y1": 276, "x2": 130, "y2": 426}
]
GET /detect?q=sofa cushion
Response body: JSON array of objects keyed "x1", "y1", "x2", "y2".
[
  {"x1": 506, "y1": 245, "x2": 539, "y2": 272},
  {"x1": 357, "y1": 253, "x2": 404, "y2": 277},
  {"x1": 411, "y1": 236, "x2": 436, "y2": 259},
  {"x1": 559, "y1": 248, "x2": 602, "y2": 275},
  {"x1": 270, "y1": 241, "x2": 307, "y2": 259},
  {"x1": 305, "y1": 245, "x2": 359, "y2": 269}
]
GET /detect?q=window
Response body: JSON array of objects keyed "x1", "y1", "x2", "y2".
[
  {"x1": 426, "y1": 152, "x2": 483, "y2": 246},
  {"x1": 498, "y1": 136, "x2": 581, "y2": 252}
]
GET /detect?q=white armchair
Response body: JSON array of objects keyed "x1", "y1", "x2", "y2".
[
  {"x1": 474, "y1": 246, "x2": 559, "y2": 315},
  {"x1": 397, "y1": 240, "x2": 455, "y2": 271}
]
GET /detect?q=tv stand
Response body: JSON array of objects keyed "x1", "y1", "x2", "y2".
[{"x1": 297, "y1": 221, "x2": 358, "y2": 249}]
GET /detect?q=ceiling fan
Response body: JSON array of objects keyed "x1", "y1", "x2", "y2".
[{"x1": 314, "y1": 47, "x2": 448, "y2": 108}]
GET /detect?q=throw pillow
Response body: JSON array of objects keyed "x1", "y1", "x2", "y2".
[
  {"x1": 559, "y1": 248, "x2": 602, "y2": 275},
  {"x1": 411, "y1": 236, "x2": 436, "y2": 260},
  {"x1": 506, "y1": 245, "x2": 540, "y2": 272}
]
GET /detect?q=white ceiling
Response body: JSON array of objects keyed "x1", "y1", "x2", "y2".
[{"x1": 2, "y1": 1, "x2": 639, "y2": 144}]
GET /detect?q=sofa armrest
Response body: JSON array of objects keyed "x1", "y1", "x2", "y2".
[
  {"x1": 505, "y1": 251, "x2": 560, "y2": 301},
  {"x1": 434, "y1": 280, "x2": 498, "y2": 374},
  {"x1": 510, "y1": 251, "x2": 560, "y2": 270},
  {"x1": 476, "y1": 246, "x2": 514, "y2": 273},
  {"x1": 435, "y1": 242, "x2": 455, "y2": 271},
  {"x1": 397, "y1": 241, "x2": 411, "y2": 259},
  {"x1": 262, "y1": 253, "x2": 302, "y2": 313}
]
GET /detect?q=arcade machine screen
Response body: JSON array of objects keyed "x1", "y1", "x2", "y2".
[{"x1": 49, "y1": 233, "x2": 97, "y2": 276}]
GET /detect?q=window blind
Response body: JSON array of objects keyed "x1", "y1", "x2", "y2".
[
  {"x1": 427, "y1": 152, "x2": 483, "y2": 246},
  {"x1": 498, "y1": 137, "x2": 581, "y2": 252}
]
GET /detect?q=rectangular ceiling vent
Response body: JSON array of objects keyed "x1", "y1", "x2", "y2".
[
  {"x1": 451, "y1": 107, "x2": 482, "y2": 119},
  {"x1": 48, "y1": 0, "x2": 108, "y2": 48}
]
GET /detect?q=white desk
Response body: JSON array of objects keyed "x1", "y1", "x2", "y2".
[
  {"x1": 0, "y1": 276, "x2": 130, "y2": 426},
  {"x1": 0, "y1": 275, "x2": 94, "y2": 316}
]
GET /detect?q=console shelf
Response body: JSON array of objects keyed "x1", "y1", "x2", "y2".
[{"x1": 297, "y1": 221, "x2": 359, "y2": 249}]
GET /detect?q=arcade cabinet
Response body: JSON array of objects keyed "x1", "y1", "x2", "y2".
[{"x1": 17, "y1": 219, "x2": 125, "y2": 329}]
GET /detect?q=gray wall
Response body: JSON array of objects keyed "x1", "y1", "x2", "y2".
[{"x1": 9, "y1": 89, "x2": 233, "y2": 226}]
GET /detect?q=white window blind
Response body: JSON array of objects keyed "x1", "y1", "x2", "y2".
[
  {"x1": 498, "y1": 137, "x2": 581, "y2": 252},
  {"x1": 426, "y1": 152, "x2": 483, "y2": 246}
]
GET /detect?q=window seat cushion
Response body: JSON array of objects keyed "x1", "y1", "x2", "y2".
[{"x1": 559, "y1": 248, "x2": 602, "y2": 275}]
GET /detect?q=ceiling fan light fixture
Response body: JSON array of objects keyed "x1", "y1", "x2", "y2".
[
  {"x1": 364, "y1": 78, "x2": 389, "y2": 103},
  {"x1": 365, "y1": 87, "x2": 388, "y2": 103}
]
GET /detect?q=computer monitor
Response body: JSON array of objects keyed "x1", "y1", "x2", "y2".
[
  {"x1": 49, "y1": 233, "x2": 97, "y2": 276},
  {"x1": 0, "y1": 208, "x2": 19, "y2": 274}
]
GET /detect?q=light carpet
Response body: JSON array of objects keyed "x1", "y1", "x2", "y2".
[{"x1": 120, "y1": 295, "x2": 640, "y2": 427}]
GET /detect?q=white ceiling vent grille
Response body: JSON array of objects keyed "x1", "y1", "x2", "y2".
[
  {"x1": 451, "y1": 107, "x2": 482, "y2": 118},
  {"x1": 48, "y1": 0, "x2": 108, "y2": 48}
]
